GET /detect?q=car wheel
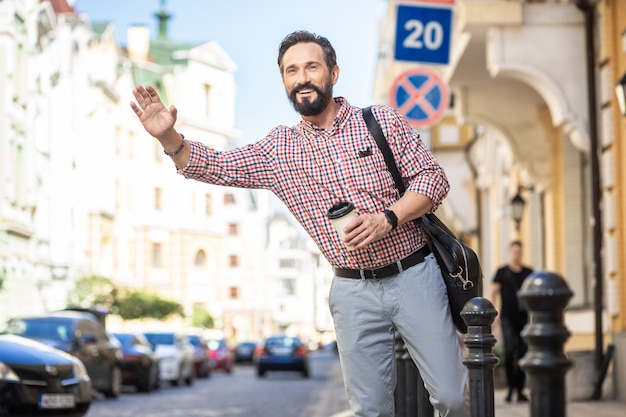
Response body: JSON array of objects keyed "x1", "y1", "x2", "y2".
[
  {"x1": 103, "y1": 365, "x2": 122, "y2": 398},
  {"x1": 171, "y1": 364, "x2": 184, "y2": 386},
  {"x1": 137, "y1": 367, "x2": 155, "y2": 393},
  {"x1": 185, "y1": 367, "x2": 195, "y2": 386}
]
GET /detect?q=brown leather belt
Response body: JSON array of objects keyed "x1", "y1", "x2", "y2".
[{"x1": 333, "y1": 245, "x2": 431, "y2": 279}]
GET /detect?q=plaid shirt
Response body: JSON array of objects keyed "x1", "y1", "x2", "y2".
[{"x1": 179, "y1": 97, "x2": 449, "y2": 270}]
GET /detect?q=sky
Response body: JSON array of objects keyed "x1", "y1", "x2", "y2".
[{"x1": 73, "y1": 0, "x2": 388, "y2": 145}]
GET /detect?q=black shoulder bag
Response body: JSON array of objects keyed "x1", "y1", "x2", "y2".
[{"x1": 362, "y1": 106, "x2": 483, "y2": 334}]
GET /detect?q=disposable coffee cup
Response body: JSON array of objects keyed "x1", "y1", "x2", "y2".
[{"x1": 327, "y1": 202, "x2": 357, "y2": 251}]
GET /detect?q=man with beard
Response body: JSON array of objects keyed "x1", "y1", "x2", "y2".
[{"x1": 130, "y1": 30, "x2": 467, "y2": 417}]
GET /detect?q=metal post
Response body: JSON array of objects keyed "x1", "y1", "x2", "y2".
[
  {"x1": 395, "y1": 334, "x2": 407, "y2": 417},
  {"x1": 416, "y1": 368, "x2": 434, "y2": 417},
  {"x1": 404, "y1": 348, "x2": 418, "y2": 417},
  {"x1": 461, "y1": 297, "x2": 499, "y2": 417},
  {"x1": 518, "y1": 271, "x2": 573, "y2": 417},
  {"x1": 395, "y1": 333, "x2": 434, "y2": 417}
]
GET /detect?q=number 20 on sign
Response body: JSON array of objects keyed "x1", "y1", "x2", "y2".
[{"x1": 394, "y1": 4, "x2": 452, "y2": 65}]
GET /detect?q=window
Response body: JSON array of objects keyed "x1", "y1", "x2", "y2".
[
  {"x1": 229, "y1": 286, "x2": 239, "y2": 299},
  {"x1": 204, "y1": 83, "x2": 212, "y2": 118},
  {"x1": 279, "y1": 259, "x2": 296, "y2": 268},
  {"x1": 228, "y1": 223, "x2": 238, "y2": 235},
  {"x1": 114, "y1": 126, "x2": 122, "y2": 156},
  {"x1": 281, "y1": 278, "x2": 296, "y2": 295},
  {"x1": 151, "y1": 243, "x2": 163, "y2": 267},
  {"x1": 154, "y1": 187, "x2": 163, "y2": 210},
  {"x1": 228, "y1": 255, "x2": 239, "y2": 268},
  {"x1": 194, "y1": 250, "x2": 207, "y2": 266},
  {"x1": 205, "y1": 193, "x2": 213, "y2": 216}
]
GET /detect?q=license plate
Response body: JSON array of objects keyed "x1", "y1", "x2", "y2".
[
  {"x1": 39, "y1": 394, "x2": 76, "y2": 409},
  {"x1": 272, "y1": 347, "x2": 292, "y2": 355}
]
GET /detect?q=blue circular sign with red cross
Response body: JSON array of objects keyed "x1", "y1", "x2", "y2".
[{"x1": 389, "y1": 68, "x2": 450, "y2": 128}]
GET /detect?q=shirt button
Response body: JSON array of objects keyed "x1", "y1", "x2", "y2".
[
  {"x1": 336, "y1": 158, "x2": 341, "y2": 164},
  {"x1": 376, "y1": 259, "x2": 382, "y2": 264}
]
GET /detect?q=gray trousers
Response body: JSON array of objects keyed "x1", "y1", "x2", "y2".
[{"x1": 329, "y1": 253, "x2": 469, "y2": 417}]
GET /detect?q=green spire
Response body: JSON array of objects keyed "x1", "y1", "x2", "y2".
[{"x1": 154, "y1": 0, "x2": 171, "y2": 39}]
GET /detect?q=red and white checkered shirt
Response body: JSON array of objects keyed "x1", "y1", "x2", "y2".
[{"x1": 179, "y1": 97, "x2": 449, "y2": 270}]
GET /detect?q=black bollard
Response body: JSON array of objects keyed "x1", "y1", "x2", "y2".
[
  {"x1": 461, "y1": 297, "x2": 499, "y2": 417},
  {"x1": 403, "y1": 347, "x2": 418, "y2": 417},
  {"x1": 416, "y1": 368, "x2": 434, "y2": 417},
  {"x1": 394, "y1": 333, "x2": 434, "y2": 417},
  {"x1": 394, "y1": 334, "x2": 407, "y2": 417},
  {"x1": 518, "y1": 271, "x2": 573, "y2": 417}
]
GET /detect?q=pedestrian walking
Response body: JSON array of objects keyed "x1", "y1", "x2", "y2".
[
  {"x1": 130, "y1": 30, "x2": 468, "y2": 417},
  {"x1": 490, "y1": 240, "x2": 533, "y2": 403}
]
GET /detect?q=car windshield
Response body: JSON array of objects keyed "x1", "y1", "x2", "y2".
[
  {"x1": 111, "y1": 333, "x2": 134, "y2": 347},
  {"x1": 187, "y1": 336, "x2": 201, "y2": 346},
  {"x1": 144, "y1": 333, "x2": 175, "y2": 345},
  {"x1": 7, "y1": 319, "x2": 73, "y2": 342},
  {"x1": 207, "y1": 339, "x2": 225, "y2": 350},
  {"x1": 265, "y1": 337, "x2": 299, "y2": 348}
]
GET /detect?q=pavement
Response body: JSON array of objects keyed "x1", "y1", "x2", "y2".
[
  {"x1": 330, "y1": 387, "x2": 625, "y2": 417},
  {"x1": 492, "y1": 388, "x2": 625, "y2": 417}
]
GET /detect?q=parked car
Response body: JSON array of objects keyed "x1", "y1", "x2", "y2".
[
  {"x1": 5, "y1": 311, "x2": 123, "y2": 398},
  {"x1": 0, "y1": 334, "x2": 92, "y2": 417},
  {"x1": 110, "y1": 332, "x2": 160, "y2": 392},
  {"x1": 186, "y1": 333, "x2": 211, "y2": 378},
  {"x1": 234, "y1": 341, "x2": 258, "y2": 363},
  {"x1": 206, "y1": 338, "x2": 234, "y2": 373},
  {"x1": 143, "y1": 331, "x2": 194, "y2": 386},
  {"x1": 255, "y1": 335, "x2": 310, "y2": 378}
]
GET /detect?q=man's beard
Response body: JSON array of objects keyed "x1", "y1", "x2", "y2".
[{"x1": 287, "y1": 81, "x2": 333, "y2": 116}]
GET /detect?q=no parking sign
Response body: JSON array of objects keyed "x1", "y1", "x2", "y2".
[{"x1": 389, "y1": 68, "x2": 449, "y2": 128}]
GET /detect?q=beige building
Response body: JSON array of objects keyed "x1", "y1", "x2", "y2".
[
  {"x1": 374, "y1": 0, "x2": 626, "y2": 403},
  {"x1": 0, "y1": 0, "x2": 330, "y2": 345}
]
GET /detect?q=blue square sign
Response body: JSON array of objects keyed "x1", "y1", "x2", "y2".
[{"x1": 395, "y1": 4, "x2": 452, "y2": 65}]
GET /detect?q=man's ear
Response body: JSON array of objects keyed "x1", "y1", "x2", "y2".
[{"x1": 331, "y1": 65, "x2": 340, "y2": 85}]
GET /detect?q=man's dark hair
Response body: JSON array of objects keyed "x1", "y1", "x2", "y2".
[{"x1": 277, "y1": 30, "x2": 337, "y2": 74}]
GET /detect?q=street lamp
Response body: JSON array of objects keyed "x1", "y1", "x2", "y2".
[
  {"x1": 615, "y1": 71, "x2": 626, "y2": 116},
  {"x1": 510, "y1": 189, "x2": 526, "y2": 231}
]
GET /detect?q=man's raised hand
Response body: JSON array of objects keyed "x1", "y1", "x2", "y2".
[{"x1": 130, "y1": 85, "x2": 178, "y2": 139}]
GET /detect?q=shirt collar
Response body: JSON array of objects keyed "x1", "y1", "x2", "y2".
[{"x1": 296, "y1": 97, "x2": 350, "y2": 136}]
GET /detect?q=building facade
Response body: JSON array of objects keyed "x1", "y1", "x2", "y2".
[
  {"x1": 374, "y1": 0, "x2": 626, "y2": 402},
  {"x1": 0, "y1": 0, "x2": 330, "y2": 346}
]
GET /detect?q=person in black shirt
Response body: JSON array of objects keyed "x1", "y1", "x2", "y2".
[{"x1": 490, "y1": 240, "x2": 533, "y2": 403}]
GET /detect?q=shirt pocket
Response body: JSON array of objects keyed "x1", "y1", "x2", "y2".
[{"x1": 343, "y1": 152, "x2": 398, "y2": 203}]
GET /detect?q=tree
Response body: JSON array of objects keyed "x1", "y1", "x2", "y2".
[
  {"x1": 68, "y1": 275, "x2": 118, "y2": 309},
  {"x1": 114, "y1": 290, "x2": 184, "y2": 321},
  {"x1": 191, "y1": 305, "x2": 214, "y2": 328}
]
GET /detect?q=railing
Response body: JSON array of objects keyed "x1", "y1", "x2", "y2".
[{"x1": 394, "y1": 271, "x2": 573, "y2": 417}]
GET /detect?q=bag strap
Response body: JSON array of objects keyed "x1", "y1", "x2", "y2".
[
  {"x1": 362, "y1": 106, "x2": 406, "y2": 195},
  {"x1": 362, "y1": 106, "x2": 447, "y2": 227}
]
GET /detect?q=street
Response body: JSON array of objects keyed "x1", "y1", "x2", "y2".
[{"x1": 86, "y1": 350, "x2": 350, "y2": 417}]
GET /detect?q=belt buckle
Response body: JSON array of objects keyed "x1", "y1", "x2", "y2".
[{"x1": 371, "y1": 269, "x2": 378, "y2": 279}]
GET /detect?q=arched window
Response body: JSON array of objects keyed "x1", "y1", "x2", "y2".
[{"x1": 194, "y1": 250, "x2": 207, "y2": 266}]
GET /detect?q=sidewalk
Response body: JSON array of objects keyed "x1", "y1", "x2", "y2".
[
  {"x1": 330, "y1": 388, "x2": 625, "y2": 417},
  {"x1": 493, "y1": 388, "x2": 624, "y2": 417}
]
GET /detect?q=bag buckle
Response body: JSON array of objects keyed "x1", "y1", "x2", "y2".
[{"x1": 450, "y1": 267, "x2": 475, "y2": 290}]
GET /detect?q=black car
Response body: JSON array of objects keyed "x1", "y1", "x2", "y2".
[
  {"x1": 6, "y1": 311, "x2": 122, "y2": 398},
  {"x1": 110, "y1": 332, "x2": 160, "y2": 392},
  {"x1": 234, "y1": 341, "x2": 258, "y2": 363},
  {"x1": 255, "y1": 335, "x2": 309, "y2": 378},
  {"x1": 0, "y1": 334, "x2": 92, "y2": 417}
]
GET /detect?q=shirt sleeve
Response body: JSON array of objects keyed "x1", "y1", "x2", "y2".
[
  {"x1": 373, "y1": 106, "x2": 450, "y2": 210},
  {"x1": 176, "y1": 129, "x2": 281, "y2": 190}
]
